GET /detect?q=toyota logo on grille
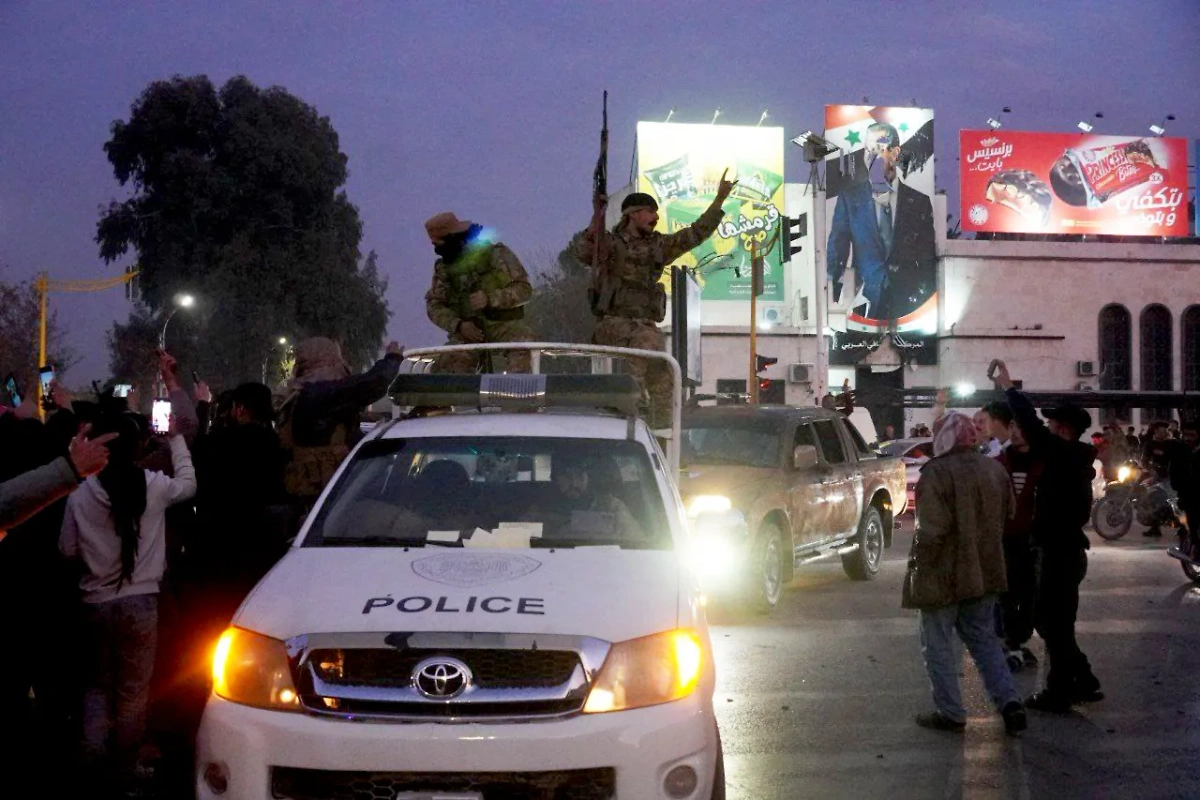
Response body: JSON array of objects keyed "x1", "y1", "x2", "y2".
[{"x1": 412, "y1": 657, "x2": 472, "y2": 699}]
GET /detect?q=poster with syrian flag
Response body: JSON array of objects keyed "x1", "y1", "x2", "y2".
[{"x1": 823, "y1": 105, "x2": 937, "y2": 365}]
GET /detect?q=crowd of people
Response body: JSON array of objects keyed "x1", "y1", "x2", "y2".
[
  {"x1": 904, "y1": 358, "x2": 1200, "y2": 735},
  {"x1": 0, "y1": 337, "x2": 403, "y2": 797}
]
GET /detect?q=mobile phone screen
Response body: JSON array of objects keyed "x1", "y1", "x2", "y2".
[
  {"x1": 114, "y1": 384, "x2": 132, "y2": 398},
  {"x1": 4, "y1": 375, "x2": 21, "y2": 407},
  {"x1": 151, "y1": 399, "x2": 172, "y2": 434},
  {"x1": 39, "y1": 366, "x2": 55, "y2": 395}
]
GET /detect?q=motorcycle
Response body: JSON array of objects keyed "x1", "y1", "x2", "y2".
[
  {"x1": 1091, "y1": 460, "x2": 1182, "y2": 541},
  {"x1": 1167, "y1": 528, "x2": 1200, "y2": 585}
]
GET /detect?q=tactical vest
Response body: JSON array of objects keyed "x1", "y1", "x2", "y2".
[
  {"x1": 446, "y1": 243, "x2": 524, "y2": 323},
  {"x1": 276, "y1": 398, "x2": 350, "y2": 502},
  {"x1": 590, "y1": 233, "x2": 667, "y2": 322}
]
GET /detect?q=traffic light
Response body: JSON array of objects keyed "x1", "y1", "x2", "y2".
[
  {"x1": 755, "y1": 354, "x2": 778, "y2": 374},
  {"x1": 780, "y1": 213, "x2": 807, "y2": 262}
]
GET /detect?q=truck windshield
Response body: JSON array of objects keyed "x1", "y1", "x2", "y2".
[
  {"x1": 303, "y1": 436, "x2": 671, "y2": 550},
  {"x1": 681, "y1": 423, "x2": 781, "y2": 468}
]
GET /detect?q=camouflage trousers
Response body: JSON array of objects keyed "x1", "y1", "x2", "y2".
[
  {"x1": 433, "y1": 320, "x2": 533, "y2": 374},
  {"x1": 592, "y1": 316, "x2": 672, "y2": 429}
]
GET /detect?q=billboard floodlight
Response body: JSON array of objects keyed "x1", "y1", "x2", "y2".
[{"x1": 1149, "y1": 114, "x2": 1175, "y2": 136}]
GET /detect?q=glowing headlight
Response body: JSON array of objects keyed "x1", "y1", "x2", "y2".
[
  {"x1": 1117, "y1": 465, "x2": 1132, "y2": 483},
  {"x1": 689, "y1": 534, "x2": 740, "y2": 578},
  {"x1": 583, "y1": 629, "x2": 704, "y2": 713},
  {"x1": 212, "y1": 628, "x2": 301, "y2": 712},
  {"x1": 686, "y1": 494, "x2": 732, "y2": 517}
]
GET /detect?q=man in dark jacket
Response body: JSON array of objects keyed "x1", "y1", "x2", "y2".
[
  {"x1": 277, "y1": 338, "x2": 404, "y2": 516},
  {"x1": 991, "y1": 360, "x2": 1102, "y2": 712}
]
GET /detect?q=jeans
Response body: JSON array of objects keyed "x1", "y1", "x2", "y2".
[
  {"x1": 919, "y1": 595, "x2": 1019, "y2": 723},
  {"x1": 826, "y1": 180, "x2": 888, "y2": 311},
  {"x1": 81, "y1": 593, "x2": 159, "y2": 780},
  {"x1": 1035, "y1": 548, "x2": 1098, "y2": 697},
  {"x1": 1000, "y1": 538, "x2": 1037, "y2": 650}
]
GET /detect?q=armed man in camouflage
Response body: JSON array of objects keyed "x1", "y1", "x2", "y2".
[
  {"x1": 424, "y1": 212, "x2": 534, "y2": 373},
  {"x1": 574, "y1": 170, "x2": 737, "y2": 427}
]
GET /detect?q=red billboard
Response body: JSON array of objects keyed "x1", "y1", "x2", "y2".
[{"x1": 960, "y1": 130, "x2": 1189, "y2": 237}]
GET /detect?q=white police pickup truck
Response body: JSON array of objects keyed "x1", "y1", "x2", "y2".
[{"x1": 197, "y1": 344, "x2": 724, "y2": 800}]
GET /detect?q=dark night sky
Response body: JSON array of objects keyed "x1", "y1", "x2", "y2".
[{"x1": 2, "y1": 0, "x2": 1198, "y2": 385}]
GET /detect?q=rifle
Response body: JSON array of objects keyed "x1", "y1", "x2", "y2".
[{"x1": 589, "y1": 91, "x2": 616, "y2": 316}]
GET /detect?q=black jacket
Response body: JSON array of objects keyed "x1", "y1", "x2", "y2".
[
  {"x1": 1006, "y1": 388, "x2": 1096, "y2": 552},
  {"x1": 289, "y1": 354, "x2": 403, "y2": 448}
]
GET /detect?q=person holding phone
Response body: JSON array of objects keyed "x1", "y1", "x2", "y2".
[
  {"x1": 59, "y1": 411, "x2": 197, "y2": 794},
  {"x1": 0, "y1": 426, "x2": 116, "y2": 536}
]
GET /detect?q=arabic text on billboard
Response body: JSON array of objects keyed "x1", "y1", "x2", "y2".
[
  {"x1": 960, "y1": 130, "x2": 1189, "y2": 237},
  {"x1": 637, "y1": 122, "x2": 785, "y2": 302},
  {"x1": 823, "y1": 105, "x2": 937, "y2": 365}
]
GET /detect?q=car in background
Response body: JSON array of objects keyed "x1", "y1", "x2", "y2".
[
  {"x1": 680, "y1": 406, "x2": 907, "y2": 613},
  {"x1": 877, "y1": 438, "x2": 932, "y2": 516}
]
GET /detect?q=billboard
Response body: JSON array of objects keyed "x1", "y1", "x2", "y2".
[
  {"x1": 960, "y1": 130, "x2": 1190, "y2": 237},
  {"x1": 637, "y1": 122, "x2": 785, "y2": 302},
  {"x1": 823, "y1": 105, "x2": 937, "y2": 365}
]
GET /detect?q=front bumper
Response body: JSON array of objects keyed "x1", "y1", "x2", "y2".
[{"x1": 196, "y1": 692, "x2": 718, "y2": 799}]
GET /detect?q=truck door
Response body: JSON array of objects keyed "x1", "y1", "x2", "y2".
[
  {"x1": 812, "y1": 419, "x2": 860, "y2": 538},
  {"x1": 787, "y1": 422, "x2": 821, "y2": 547}
]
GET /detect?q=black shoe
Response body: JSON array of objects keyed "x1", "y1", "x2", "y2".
[
  {"x1": 1001, "y1": 701, "x2": 1028, "y2": 735},
  {"x1": 1072, "y1": 675, "x2": 1104, "y2": 703},
  {"x1": 1025, "y1": 690, "x2": 1072, "y2": 713},
  {"x1": 915, "y1": 711, "x2": 966, "y2": 731}
]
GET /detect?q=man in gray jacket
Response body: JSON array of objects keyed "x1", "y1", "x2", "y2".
[{"x1": 903, "y1": 410, "x2": 1027, "y2": 734}]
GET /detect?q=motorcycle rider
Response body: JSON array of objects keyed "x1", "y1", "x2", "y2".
[
  {"x1": 990, "y1": 359, "x2": 1103, "y2": 713},
  {"x1": 1140, "y1": 421, "x2": 1191, "y2": 537}
]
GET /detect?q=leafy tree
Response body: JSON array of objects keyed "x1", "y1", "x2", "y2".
[
  {"x1": 0, "y1": 267, "x2": 73, "y2": 399},
  {"x1": 524, "y1": 240, "x2": 595, "y2": 346},
  {"x1": 97, "y1": 75, "x2": 389, "y2": 387}
]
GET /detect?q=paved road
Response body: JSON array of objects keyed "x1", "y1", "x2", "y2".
[{"x1": 710, "y1": 520, "x2": 1200, "y2": 800}]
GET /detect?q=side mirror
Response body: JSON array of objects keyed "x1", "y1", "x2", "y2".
[{"x1": 792, "y1": 444, "x2": 819, "y2": 470}]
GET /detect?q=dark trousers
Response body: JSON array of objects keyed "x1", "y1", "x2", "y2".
[
  {"x1": 1034, "y1": 547, "x2": 1098, "y2": 697},
  {"x1": 1000, "y1": 537, "x2": 1037, "y2": 650}
]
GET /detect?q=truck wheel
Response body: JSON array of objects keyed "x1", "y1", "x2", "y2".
[
  {"x1": 843, "y1": 507, "x2": 883, "y2": 581},
  {"x1": 744, "y1": 522, "x2": 786, "y2": 613}
]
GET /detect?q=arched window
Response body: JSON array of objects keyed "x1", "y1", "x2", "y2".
[
  {"x1": 1141, "y1": 304, "x2": 1172, "y2": 421},
  {"x1": 1183, "y1": 305, "x2": 1200, "y2": 393},
  {"x1": 1098, "y1": 304, "x2": 1131, "y2": 425}
]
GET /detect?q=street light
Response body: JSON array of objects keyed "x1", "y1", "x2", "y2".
[
  {"x1": 159, "y1": 293, "x2": 196, "y2": 348},
  {"x1": 1149, "y1": 114, "x2": 1176, "y2": 136}
]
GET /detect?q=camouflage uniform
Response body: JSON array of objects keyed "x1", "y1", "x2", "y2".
[
  {"x1": 574, "y1": 202, "x2": 724, "y2": 427},
  {"x1": 425, "y1": 241, "x2": 534, "y2": 373}
]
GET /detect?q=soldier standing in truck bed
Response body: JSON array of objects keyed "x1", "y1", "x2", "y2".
[
  {"x1": 574, "y1": 170, "x2": 736, "y2": 428},
  {"x1": 424, "y1": 212, "x2": 534, "y2": 373}
]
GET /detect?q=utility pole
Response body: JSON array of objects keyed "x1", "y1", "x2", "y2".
[
  {"x1": 749, "y1": 241, "x2": 759, "y2": 403},
  {"x1": 35, "y1": 270, "x2": 139, "y2": 418}
]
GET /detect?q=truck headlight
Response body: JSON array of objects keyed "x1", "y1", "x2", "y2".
[
  {"x1": 583, "y1": 630, "x2": 704, "y2": 713},
  {"x1": 686, "y1": 494, "x2": 732, "y2": 517},
  {"x1": 212, "y1": 628, "x2": 301, "y2": 712}
]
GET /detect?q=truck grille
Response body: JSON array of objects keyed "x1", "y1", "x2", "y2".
[
  {"x1": 271, "y1": 766, "x2": 616, "y2": 800},
  {"x1": 289, "y1": 632, "x2": 610, "y2": 723},
  {"x1": 313, "y1": 648, "x2": 581, "y2": 689}
]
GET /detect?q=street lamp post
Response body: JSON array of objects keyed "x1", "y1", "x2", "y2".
[
  {"x1": 160, "y1": 293, "x2": 195, "y2": 349},
  {"x1": 157, "y1": 294, "x2": 195, "y2": 397}
]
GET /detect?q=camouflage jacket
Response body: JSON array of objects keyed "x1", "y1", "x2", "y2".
[
  {"x1": 573, "y1": 199, "x2": 724, "y2": 317},
  {"x1": 425, "y1": 242, "x2": 533, "y2": 333}
]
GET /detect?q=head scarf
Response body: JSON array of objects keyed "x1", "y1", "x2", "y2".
[
  {"x1": 276, "y1": 337, "x2": 352, "y2": 411},
  {"x1": 932, "y1": 411, "x2": 977, "y2": 456}
]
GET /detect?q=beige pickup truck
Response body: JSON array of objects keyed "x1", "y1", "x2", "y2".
[{"x1": 680, "y1": 405, "x2": 908, "y2": 612}]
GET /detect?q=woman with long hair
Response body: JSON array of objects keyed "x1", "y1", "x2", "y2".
[{"x1": 59, "y1": 412, "x2": 196, "y2": 792}]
